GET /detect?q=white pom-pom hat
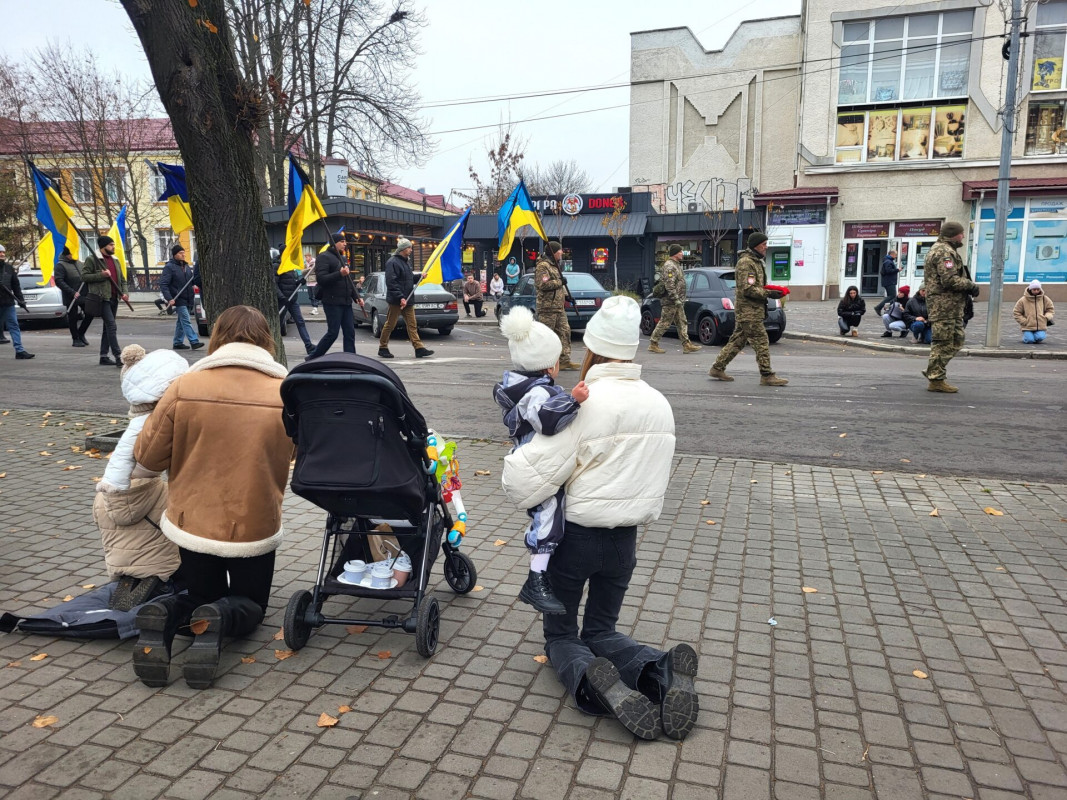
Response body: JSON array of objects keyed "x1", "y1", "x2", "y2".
[
  {"x1": 500, "y1": 306, "x2": 562, "y2": 372},
  {"x1": 583, "y1": 295, "x2": 641, "y2": 360}
]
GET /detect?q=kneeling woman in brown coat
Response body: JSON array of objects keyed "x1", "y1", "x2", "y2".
[{"x1": 131, "y1": 306, "x2": 293, "y2": 688}]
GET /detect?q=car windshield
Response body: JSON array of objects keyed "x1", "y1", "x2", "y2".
[
  {"x1": 562, "y1": 272, "x2": 606, "y2": 291},
  {"x1": 19, "y1": 276, "x2": 45, "y2": 290}
]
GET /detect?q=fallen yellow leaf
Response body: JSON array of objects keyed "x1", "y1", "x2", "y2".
[
  {"x1": 839, "y1": 433, "x2": 847, "y2": 438},
  {"x1": 29, "y1": 653, "x2": 47, "y2": 662},
  {"x1": 929, "y1": 509, "x2": 939, "y2": 517},
  {"x1": 42, "y1": 412, "x2": 52, "y2": 418},
  {"x1": 189, "y1": 619, "x2": 209, "y2": 635},
  {"x1": 316, "y1": 712, "x2": 339, "y2": 728},
  {"x1": 39, "y1": 451, "x2": 52, "y2": 456},
  {"x1": 273, "y1": 629, "x2": 285, "y2": 640},
  {"x1": 58, "y1": 485, "x2": 70, "y2": 490},
  {"x1": 700, "y1": 499, "x2": 710, "y2": 505},
  {"x1": 81, "y1": 584, "x2": 95, "y2": 589},
  {"x1": 275, "y1": 649, "x2": 295, "y2": 660},
  {"x1": 901, "y1": 459, "x2": 911, "y2": 463},
  {"x1": 917, "y1": 474, "x2": 927, "y2": 478},
  {"x1": 62, "y1": 465, "x2": 82, "y2": 471},
  {"x1": 188, "y1": 0, "x2": 198, "y2": 8},
  {"x1": 912, "y1": 669, "x2": 928, "y2": 679},
  {"x1": 241, "y1": 656, "x2": 256, "y2": 664},
  {"x1": 55, "y1": 460, "x2": 65, "y2": 464},
  {"x1": 750, "y1": 480, "x2": 758, "y2": 484},
  {"x1": 533, "y1": 655, "x2": 549, "y2": 664},
  {"x1": 705, "y1": 520, "x2": 716, "y2": 525},
  {"x1": 983, "y1": 507, "x2": 1004, "y2": 516},
  {"x1": 802, "y1": 587, "x2": 818, "y2": 593},
  {"x1": 345, "y1": 625, "x2": 367, "y2": 634},
  {"x1": 996, "y1": 566, "x2": 1006, "y2": 571},
  {"x1": 0, "y1": 473, "x2": 6, "y2": 479},
  {"x1": 493, "y1": 539, "x2": 507, "y2": 546},
  {"x1": 142, "y1": 647, "x2": 152, "y2": 654},
  {"x1": 377, "y1": 650, "x2": 392, "y2": 659},
  {"x1": 32, "y1": 715, "x2": 59, "y2": 728},
  {"x1": 472, "y1": 585, "x2": 484, "y2": 592},
  {"x1": 338, "y1": 705, "x2": 352, "y2": 714},
  {"x1": 62, "y1": 595, "x2": 73, "y2": 602},
  {"x1": 109, "y1": 419, "x2": 117, "y2": 425},
  {"x1": 474, "y1": 470, "x2": 491, "y2": 476},
  {"x1": 7, "y1": 661, "x2": 21, "y2": 668},
  {"x1": 871, "y1": 470, "x2": 883, "y2": 475}
]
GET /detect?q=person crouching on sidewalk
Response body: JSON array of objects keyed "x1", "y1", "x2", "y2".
[{"x1": 1013, "y1": 280, "x2": 1055, "y2": 344}]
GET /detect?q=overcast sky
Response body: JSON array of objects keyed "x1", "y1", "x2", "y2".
[{"x1": 6, "y1": 0, "x2": 800, "y2": 201}]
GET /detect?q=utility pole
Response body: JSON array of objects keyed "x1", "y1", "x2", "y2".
[{"x1": 986, "y1": 0, "x2": 1023, "y2": 348}]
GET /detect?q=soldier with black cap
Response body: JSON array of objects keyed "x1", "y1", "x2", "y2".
[
  {"x1": 922, "y1": 220, "x2": 978, "y2": 393},
  {"x1": 708, "y1": 232, "x2": 787, "y2": 386},
  {"x1": 648, "y1": 244, "x2": 701, "y2": 354}
]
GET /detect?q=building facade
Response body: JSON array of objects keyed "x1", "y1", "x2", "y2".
[{"x1": 629, "y1": 0, "x2": 1067, "y2": 301}]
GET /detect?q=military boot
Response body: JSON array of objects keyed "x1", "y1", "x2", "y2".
[
  {"x1": 648, "y1": 341, "x2": 666, "y2": 354},
  {"x1": 682, "y1": 341, "x2": 702, "y2": 354},
  {"x1": 927, "y1": 379, "x2": 958, "y2": 393},
  {"x1": 559, "y1": 360, "x2": 582, "y2": 371},
  {"x1": 708, "y1": 366, "x2": 734, "y2": 381},
  {"x1": 760, "y1": 373, "x2": 789, "y2": 386}
]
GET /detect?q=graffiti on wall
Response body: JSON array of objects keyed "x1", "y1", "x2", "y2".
[{"x1": 633, "y1": 178, "x2": 753, "y2": 214}]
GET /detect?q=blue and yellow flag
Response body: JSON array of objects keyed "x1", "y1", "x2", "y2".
[
  {"x1": 497, "y1": 180, "x2": 548, "y2": 260},
  {"x1": 29, "y1": 163, "x2": 80, "y2": 271},
  {"x1": 155, "y1": 162, "x2": 194, "y2": 234},
  {"x1": 419, "y1": 208, "x2": 471, "y2": 287},
  {"x1": 105, "y1": 205, "x2": 128, "y2": 279},
  {"x1": 280, "y1": 155, "x2": 327, "y2": 275},
  {"x1": 35, "y1": 232, "x2": 56, "y2": 286}
]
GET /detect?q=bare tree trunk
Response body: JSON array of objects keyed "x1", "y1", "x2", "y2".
[{"x1": 119, "y1": 0, "x2": 282, "y2": 362}]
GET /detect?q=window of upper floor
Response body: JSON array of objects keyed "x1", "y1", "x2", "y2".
[
  {"x1": 156, "y1": 228, "x2": 178, "y2": 264},
  {"x1": 838, "y1": 10, "x2": 974, "y2": 107},
  {"x1": 1025, "y1": 99, "x2": 1067, "y2": 155},
  {"x1": 104, "y1": 171, "x2": 125, "y2": 205},
  {"x1": 1034, "y1": 1, "x2": 1067, "y2": 91},
  {"x1": 71, "y1": 170, "x2": 93, "y2": 205},
  {"x1": 150, "y1": 170, "x2": 167, "y2": 202},
  {"x1": 835, "y1": 103, "x2": 966, "y2": 164}
]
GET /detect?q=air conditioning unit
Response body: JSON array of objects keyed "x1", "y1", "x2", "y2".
[
  {"x1": 687, "y1": 202, "x2": 698, "y2": 212},
  {"x1": 1037, "y1": 244, "x2": 1061, "y2": 261}
]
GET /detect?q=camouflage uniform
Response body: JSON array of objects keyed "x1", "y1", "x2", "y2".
[
  {"x1": 923, "y1": 235, "x2": 976, "y2": 382},
  {"x1": 711, "y1": 248, "x2": 772, "y2": 375},
  {"x1": 534, "y1": 254, "x2": 572, "y2": 365},
  {"x1": 650, "y1": 257, "x2": 691, "y2": 346}
]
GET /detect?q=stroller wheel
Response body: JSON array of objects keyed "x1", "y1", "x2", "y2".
[
  {"x1": 444, "y1": 551, "x2": 477, "y2": 595},
  {"x1": 283, "y1": 590, "x2": 314, "y2": 650},
  {"x1": 415, "y1": 595, "x2": 440, "y2": 657}
]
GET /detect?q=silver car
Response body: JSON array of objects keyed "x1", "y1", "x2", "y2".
[{"x1": 16, "y1": 269, "x2": 67, "y2": 325}]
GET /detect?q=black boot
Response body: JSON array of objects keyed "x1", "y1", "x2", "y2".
[
  {"x1": 132, "y1": 595, "x2": 183, "y2": 687},
  {"x1": 184, "y1": 596, "x2": 264, "y2": 689},
  {"x1": 518, "y1": 570, "x2": 566, "y2": 615},
  {"x1": 660, "y1": 644, "x2": 700, "y2": 740},
  {"x1": 584, "y1": 658, "x2": 661, "y2": 740}
]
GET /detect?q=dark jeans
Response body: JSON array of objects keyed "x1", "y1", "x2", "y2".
[
  {"x1": 279, "y1": 298, "x2": 313, "y2": 351},
  {"x1": 910, "y1": 320, "x2": 932, "y2": 343},
  {"x1": 174, "y1": 547, "x2": 274, "y2": 634},
  {"x1": 544, "y1": 521, "x2": 669, "y2": 715},
  {"x1": 67, "y1": 301, "x2": 94, "y2": 342},
  {"x1": 874, "y1": 286, "x2": 895, "y2": 314},
  {"x1": 98, "y1": 295, "x2": 120, "y2": 358},
  {"x1": 307, "y1": 303, "x2": 355, "y2": 359},
  {"x1": 463, "y1": 298, "x2": 485, "y2": 317},
  {"x1": 838, "y1": 314, "x2": 862, "y2": 333}
]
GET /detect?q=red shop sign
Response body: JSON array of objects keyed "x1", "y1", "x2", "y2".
[
  {"x1": 844, "y1": 221, "x2": 890, "y2": 239},
  {"x1": 894, "y1": 220, "x2": 942, "y2": 238}
]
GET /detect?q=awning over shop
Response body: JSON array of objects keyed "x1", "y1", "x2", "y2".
[
  {"x1": 752, "y1": 186, "x2": 839, "y2": 207},
  {"x1": 543, "y1": 212, "x2": 648, "y2": 238},
  {"x1": 961, "y1": 177, "x2": 1067, "y2": 201}
]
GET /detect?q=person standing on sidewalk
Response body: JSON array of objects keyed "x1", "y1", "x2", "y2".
[
  {"x1": 159, "y1": 244, "x2": 203, "y2": 351},
  {"x1": 874, "y1": 249, "x2": 900, "y2": 314},
  {"x1": 923, "y1": 221, "x2": 978, "y2": 393},
  {"x1": 304, "y1": 254, "x2": 320, "y2": 315},
  {"x1": 378, "y1": 237, "x2": 433, "y2": 359},
  {"x1": 1013, "y1": 280, "x2": 1055, "y2": 344},
  {"x1": 648, "y1": 244, "x2": 701, "y2": 354},
  {"x1": 0, "y1": 245, "x2": 34, "y2": 360},
  {"x1": 505, "y1": 256, "x2": 521, "y2": 291},
  {"x1": 502, "y1": 296, "x2": 698, "y2": 741},
  {"x1": 307, "y1": 233, "x2": 362, "y2": 359},
  {"x1": 54, "y1": 246, "x2": 94, "y2": 347},
  {"x1": 535, "y1": 242, "x2": 580, "y2": 371},
  {"x1": 131, "y1": 306, "x2": 293, "y2": 689},
  {"x1": 709, "y1": 233, "x2": 787, "y2": 386},
  {"x1": 82, "y1": 235, "x2": 128, "y2": 367}
]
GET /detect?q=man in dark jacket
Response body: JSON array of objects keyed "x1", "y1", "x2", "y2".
[
  {"x1": 0, "y1": 245, "x2": 34, "y2": 359},
  {"x1": 378, "y1": 237, "x2": 433, "y2": 359},
  {"x1": 903, "y1": 286, "x2": 930, "y2": 343},
  {"x1": 306, "y1": 233, "x2": 363, "y2": 359},
  {"x1": 874, "y1": 250, "x2": 900, "y2": 314},
  {"x1": 159, "y1": 243, "x2": 202, "y2": 350},
  {"x1": 82, "y1": 235, "x2": 128, "y2": 366},
  {"x1": 54, "y1": 246, "x2": 93, "y2": 346},
  {"x1": 275, "y1": 252, "x2": 313, "y2": 354}
]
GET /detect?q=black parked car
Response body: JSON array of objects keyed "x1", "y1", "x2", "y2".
[
  {"x1": 494, "y1": 271, "x2": 612, "y2": 331},
  {"x1": 355, "y1": 271, "x2": 459, "y2": 337},
  {"x1": 640, "y1": 267, "x2": 786, "y2": 345}
]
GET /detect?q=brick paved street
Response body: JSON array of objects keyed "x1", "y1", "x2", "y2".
[{"x1": 2, "y1": 409, "x2": 1067, "y2": 799}]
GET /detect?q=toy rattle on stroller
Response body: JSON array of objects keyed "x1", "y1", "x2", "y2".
[{"x1": 426, "y1": 432, "x2": 467, "y2": 547}]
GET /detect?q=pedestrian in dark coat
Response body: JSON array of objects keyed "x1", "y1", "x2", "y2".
[
  {"x1": 159, "y1": 244, "x2": 202, "y2": 350},
  {"x1": 306, "y1": 234, "x2": 362, "y2": 359},
  {"x1": 82, "y1": 236, "x2": 128, "y2": 366},
  {"x1": 0, "y1": 246, "x2": 33, "y2": 359},
  {"x1": 275, "y1": 261, "x2": 314, "y2": 354},
  {"x1": 837, "y1": 285, "x2": 866, "y2": 336},
  {"x1": 378, "y1": 238, "x2": 433, "y2": 359},
  {"x1": 54, "y1": 247, "x2": 93, "y2": 346},
  {"x1": 904, "y1": 287, "x2": 931, "y2": 343},
  {"x1": 874, "y1": 250, "x2": 900, "y2": 314}
]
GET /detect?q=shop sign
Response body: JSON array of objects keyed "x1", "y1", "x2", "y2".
[
  {"x1": 894, "y1": 220, "x2": 942, "y2": 238},
  {"x1": 768, "y1": 205, "x2": 827, "y2": 226},
  {"x1": 844, "y1": 221, "x2": 890, "y2": 239},
  {"x1": 533, "y1": 193, "x2": 630, "y2": 214}
]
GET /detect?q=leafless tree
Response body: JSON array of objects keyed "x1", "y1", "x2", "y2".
[
  {"x1": 525, "y1": 159, "x2": 591, "y2": 197},
  {"x1": 0, "y1": 58, "x2": 40, "y2": 263},
  {"x1": 461, "y1": 127, "x2": 527, "y2": 214},
  {"x1": 600, "y1": 197, "x2": 628, "y2": 290}
]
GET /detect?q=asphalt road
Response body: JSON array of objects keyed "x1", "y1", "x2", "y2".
[{"x1": 2, "y1": 316, "x2": 1064, "y2": 482}]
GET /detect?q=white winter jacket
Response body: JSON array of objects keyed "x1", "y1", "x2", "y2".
[{"x1": 502, "y1": 362, "x2": 675, "y2": 527}]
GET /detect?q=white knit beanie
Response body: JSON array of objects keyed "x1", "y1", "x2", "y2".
[
  {"x1": 583, "y1": 296, "x2": 640, "y2": 360},
  {"x1": 500, "y1": 306, "x2": 562, "y2": 372},
  {"x1": 1030, "y1": 279, "x2": 1042, "y2": 291}
]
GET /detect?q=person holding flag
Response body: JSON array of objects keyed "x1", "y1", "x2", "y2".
[
  {"x1": 305, "y1": 233, "x2": 362, "y2": 360},
  {"x1": 0, "y1": 243, "x2": 34, "y2": 360},
  {"x1": 54, "y1": 246, "x2": 94, "y2": 347},
  {"x1": 82, "y1": 235, "x2": 128, "y2": 367},
  {"x1": 160, "y1": 243, "x2": 203, "y2": 351},
  {"x1": 377, "y1": 237, "x2": 433, "y2": 359}
]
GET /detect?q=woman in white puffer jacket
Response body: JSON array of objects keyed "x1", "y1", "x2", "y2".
[{"x1": 93, "y1": 344, "x2": 188, "y2": 610}]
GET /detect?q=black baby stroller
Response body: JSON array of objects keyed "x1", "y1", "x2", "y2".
[{"x1": 280, "y1": 353, "x2": 477, "y2": 656}]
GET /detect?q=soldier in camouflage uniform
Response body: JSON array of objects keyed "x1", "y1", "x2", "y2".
[
  {"x1": 649, "y1": 244, "x2": 702, "y2": 354},
  {"x1": 922, "y1": 221, "x2": 979, "y2": 393},
  {"x1": 535, "y1": 242, "x2": 581, "y2": 371},
  {"x1": 709, "y1": 233, "x2": 788, "y2": 386}
]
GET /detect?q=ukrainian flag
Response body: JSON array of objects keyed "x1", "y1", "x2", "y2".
[
  {"x1": 105, "y1": 205, "x2": 128, "y2": 279},
  {"x1": 497, "y1": 180, "x2": 547, "y2": 260},
  {"x1": 280, "y1": 155, "x2": 326, "y2": 275},
  {"x1": 35, "y1": 232, "x2": 56, "y2": 286},
  {"x1": 155, "y1": 162, "x2": 194, "y2": 234},
  {"x1": 29, "y1": 162, "x2": 81, "y2": 273},
  {"x1": 419, "y1": 208, "x2": 471, "y2": 287}
]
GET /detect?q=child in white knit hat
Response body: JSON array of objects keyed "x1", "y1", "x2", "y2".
[{"x1": 494, "y1": 306, "x2": 588, "y2": 615}]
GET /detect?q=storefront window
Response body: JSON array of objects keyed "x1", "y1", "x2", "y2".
[
  {"x1": 1024, "y1": 100, "x2": 1067, "y2": 155},
  {"x1": 971, "y1": 198, "x2": 1067, "y2": 284},
  {"x1": 656, "y1": 240, "x2": 702, "y2": 269},
  {"x1": 834, "y1": 104, "x2": 965, "y2": 163},
  {"x1": 1033, "y1": 1, "x2": 1067, "y2": 92}
]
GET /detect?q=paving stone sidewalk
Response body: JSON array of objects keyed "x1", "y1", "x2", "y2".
[{"x1": 2, "y1": 409, "x2": 1067, "y2": 800}]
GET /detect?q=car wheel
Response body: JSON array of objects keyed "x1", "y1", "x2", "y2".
[
  {"x1": 371, "y1": 310, "x2": 381, "y2": 338},
  {"x1": 640, "y1": 308, "x2": 655, "y2": 337},
  {"x1": 697, "y1": 315, "x2": 719, "y2": 345},
  {"x1": 768, "y1": 331, "x2": 783, "y2": 344},
  {"x1": 437, "y1": 326, "x2": 453, "y2": 336}
]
